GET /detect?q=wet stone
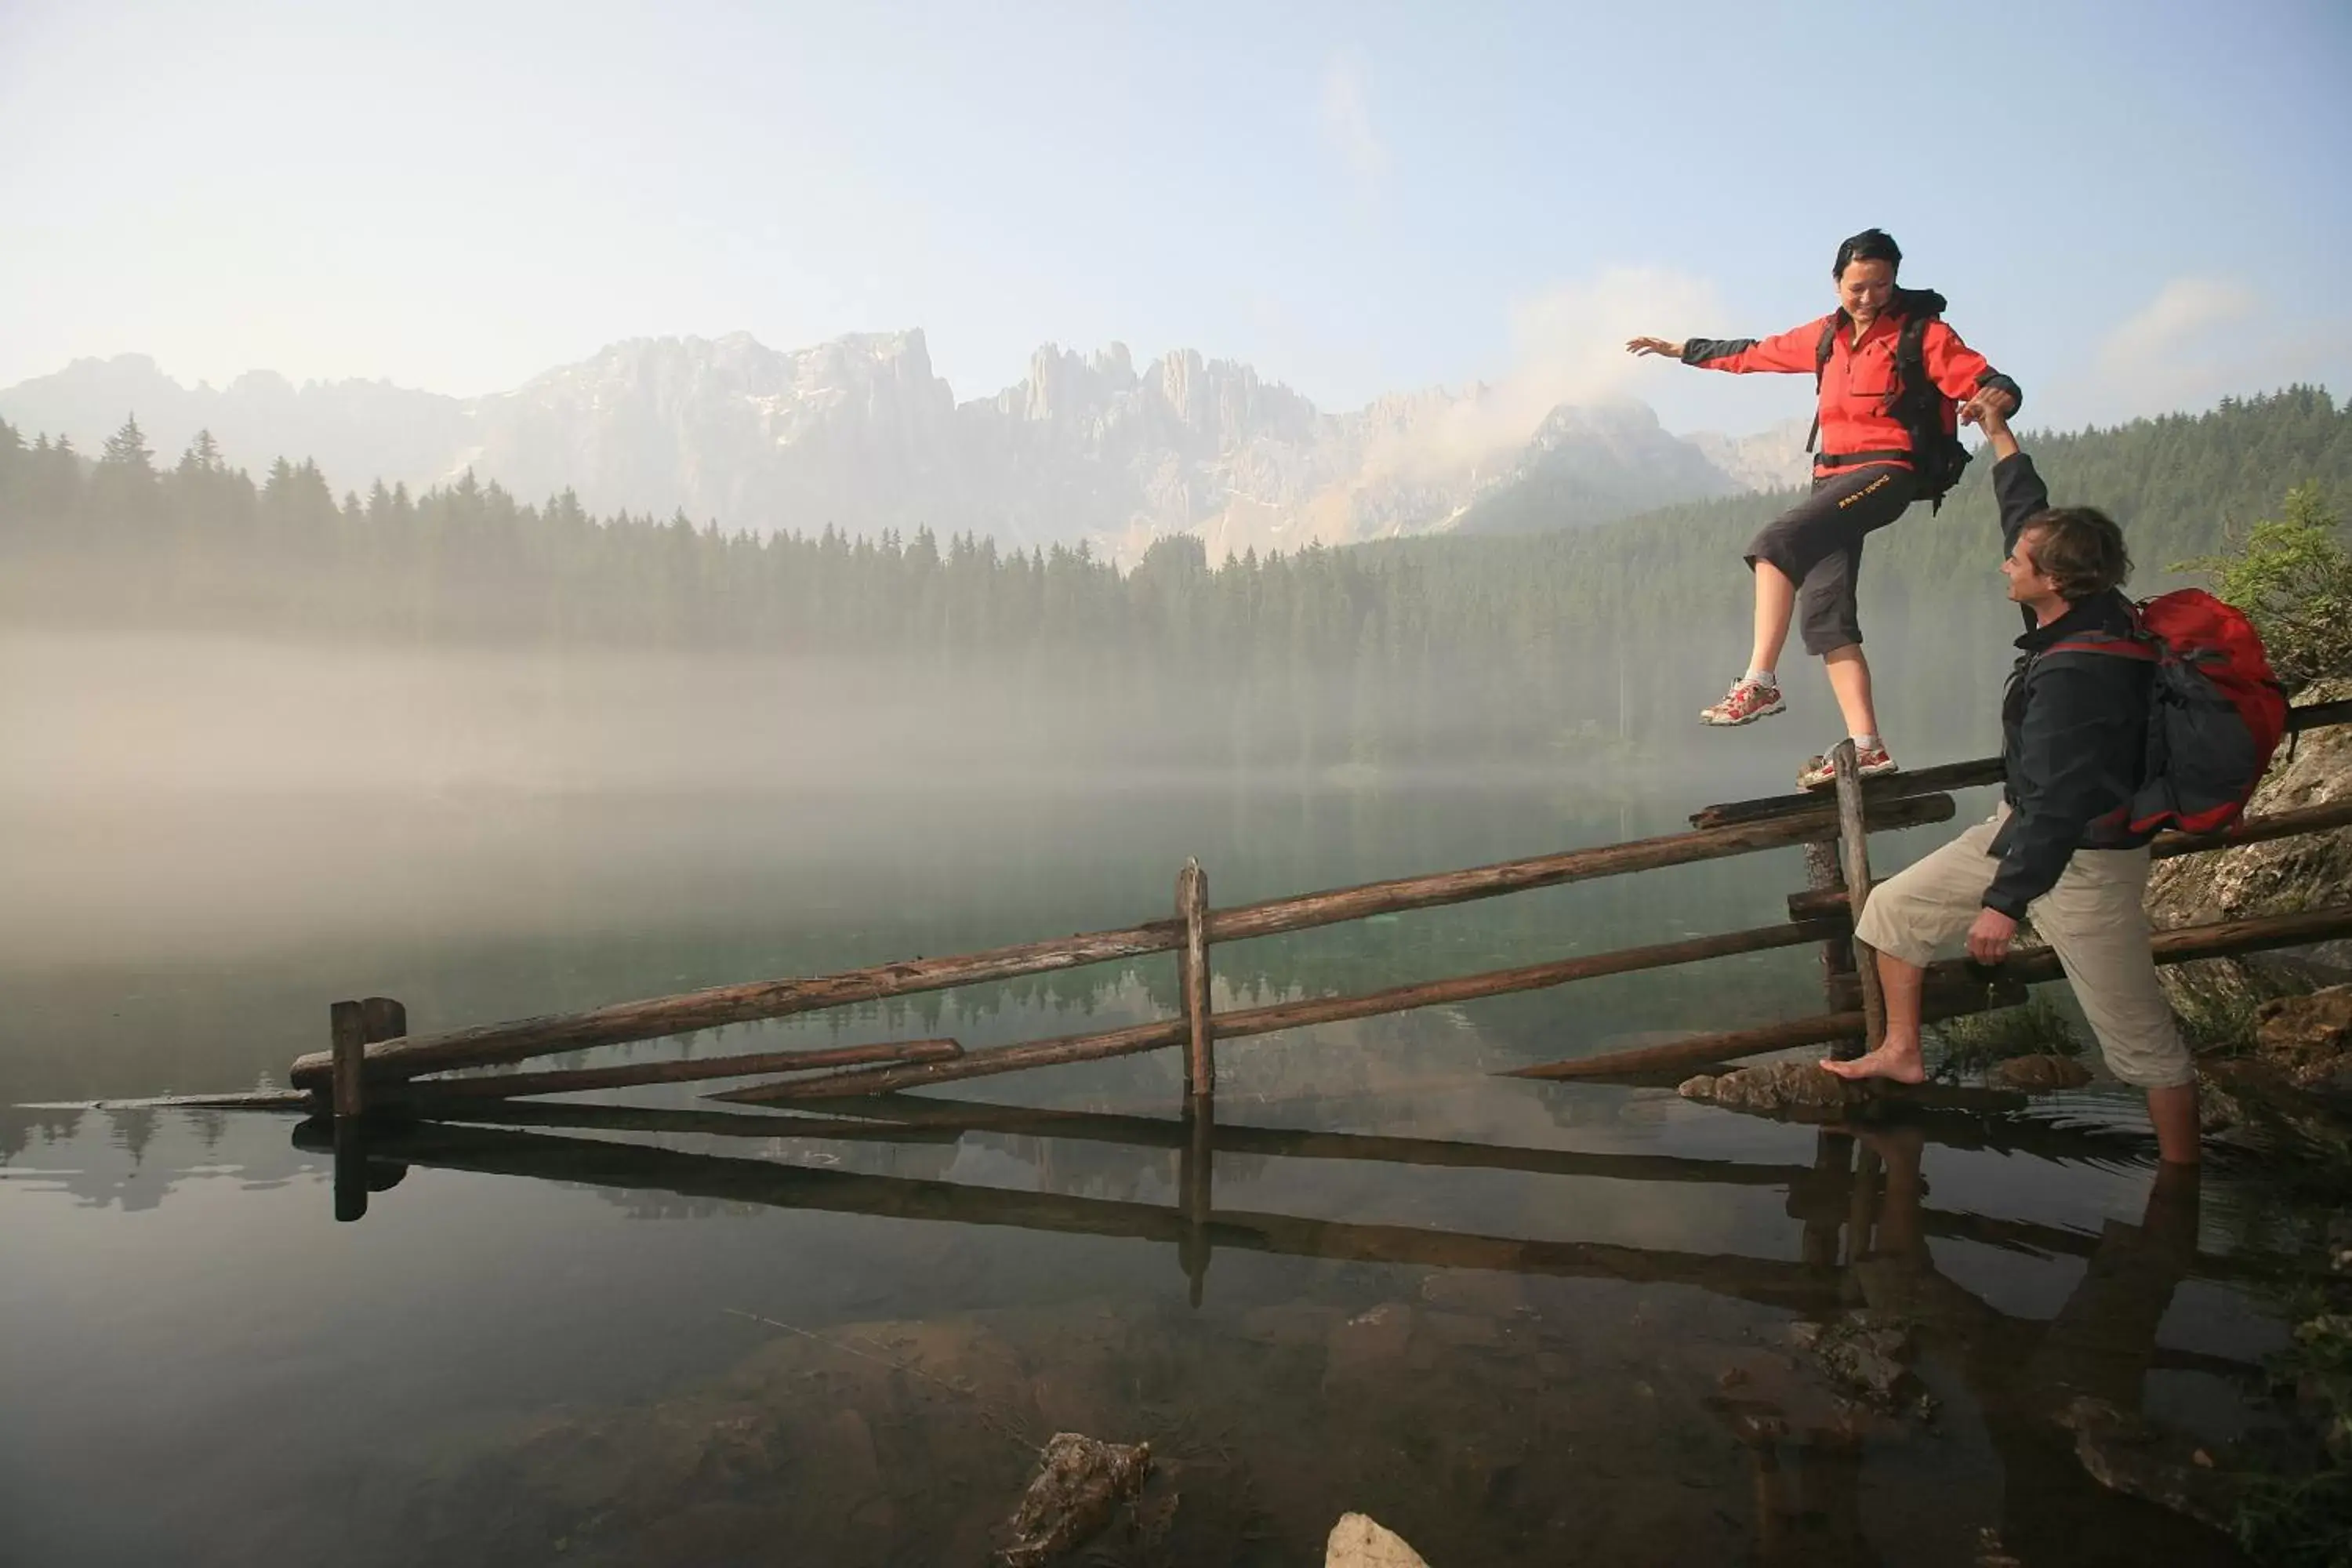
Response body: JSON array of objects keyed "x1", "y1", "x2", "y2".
[
  {"x1": 1788, "y1": 1312, "x2": 1919, "y2": 1410},
  {"x1": 2255, "y1": 985, "x2": 2352, "y2": 1088},
  {"x1": 1679, "y1": 1062, "x2": 1873, "y2": 1122},
  {"x1": 1325, "y1": 1511, "x2": 1431, "y2": 1567},
  {"x1": 2056, "y1": 1396, "x2": 2251, "y2": 1532},
  {"x1": 999, "y1": 1431, "x2": 1152, "y2": 1568},
  {"x1": 1995, "y1": 1053, "x2": 2093, "y2": 1091}
]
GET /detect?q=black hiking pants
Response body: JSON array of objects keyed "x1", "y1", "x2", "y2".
[{"x1": 1744, "y1": 463, "x2": 1918, "y2": 656}]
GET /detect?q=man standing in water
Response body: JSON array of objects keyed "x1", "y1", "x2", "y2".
[
  {"x1": 1628, "y1": 229, "x2": 2022, "y2": 786},
  {"x1": 1821, "y1": 397, "x2": 2200, "y2": 1166}
]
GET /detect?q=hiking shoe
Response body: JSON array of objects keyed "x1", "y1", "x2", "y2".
[
  {"x1": 1699, "y1": 677, "x2": 1784, "y2": 727},
  {"x1": 1798, "y1": 742, "x2": 1900, "y2": 789}
]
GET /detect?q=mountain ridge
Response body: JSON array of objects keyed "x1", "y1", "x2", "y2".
[{"x1": 0, "y1": 331, "x2": 1772, "y2": 561}]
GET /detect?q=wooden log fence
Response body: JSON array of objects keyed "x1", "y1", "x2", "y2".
[
  {"x1": 289, "y1": 789, "x2": 1955, "y2": 1094},
  {"x1": 710, "y1": 917, "x2": 1852, "y2": 1103},
  {"x1": 1514, "y1": 905, "x2": 2352, "y2": 1081},
  {"x1": 272, "y1": 699, "x2": 2350, "y2": 1131}
]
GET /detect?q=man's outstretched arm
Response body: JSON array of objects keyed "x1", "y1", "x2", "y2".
[{"x1": 1968, "y1": 397, "x2": 2047, "y2": 559}]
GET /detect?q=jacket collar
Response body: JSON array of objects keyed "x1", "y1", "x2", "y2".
[{"x1": 2016, "y1": 587, "x2": 2136, "y2": 652}]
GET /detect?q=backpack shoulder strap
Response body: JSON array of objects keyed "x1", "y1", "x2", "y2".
[
  {"x1": 2042, "y1": 633, "x2": 2158, "y2": 662},
  {"x1": 1891, "y1": 313, "x2": 1938, "y2": 411},
  {"x1": 1805, "y1": 317, "x2": 1837, "y2": 454}
]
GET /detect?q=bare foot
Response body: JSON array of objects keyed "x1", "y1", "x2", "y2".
[{"x1": 1820, "y1": 1043, "x2": 1926, "y2": 1083}]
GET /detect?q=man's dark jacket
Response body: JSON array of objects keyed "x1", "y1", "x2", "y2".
[{"x1": 1983, "y1": 453, "x2": 2153, "y2": 917}]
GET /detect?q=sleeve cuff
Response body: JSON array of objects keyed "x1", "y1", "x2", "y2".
[{"x1": 1982, "y1": 890, "x2": 2029, "y2": 920}]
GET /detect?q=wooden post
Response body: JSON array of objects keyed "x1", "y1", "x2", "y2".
[
  {"x1": 329, "y1": 1000, "x2": 368, "y2": 1222},
  {"x1": 330, "y1": 997, "x2": 405, "y2": 1222},
  {"x1": 1797, "y1": 1132, "x2": 1852, "y2": 1271},
  {"x1": 1830, "y1": 741, "x2": 1888, "y2": 1054},
  {"x1": 331, "y1": 1001, "x2": 368, "y2": 1120},
  {"x1": 1178, "y1": 1095, "x2": 1214, "y2": 1308},
  {"x1": 1846, "y1": 1143, "x2": 1883, "y2": 1282},
  {"x1": 1802, "y1": 842, "x2": 1864, "y2": 1062},
  {"x1": 361, "y1": 996, "x2": 408, "y2": 1050},
  {"x1": 1176, "y1": 859, "x2": 1214, "y2": 1100}
]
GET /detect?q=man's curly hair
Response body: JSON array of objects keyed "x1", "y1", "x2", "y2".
[{"x1": 2023, "y1": 506, "x2": 2133, "y2": 600}]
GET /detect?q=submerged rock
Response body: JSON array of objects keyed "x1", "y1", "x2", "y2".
[
  {"x1": 1000, "y1": 1432, "x2": 1152, "y2": 1567},
  {"x1": 1680, "y1": 1061, "x2": 2029, "y2": 1122},
  {"x1": 2056, "y1": 1396, "x2": 2249, "y2": 1531},
  {"x1": 1788, "y1": 1312, "x2": 1920, "y2": 1411},
  {"x1": 1994, "y1": 1053, "x2": 2093, "y2": 1091},
  {"x1": 1325, "y1": 1512, "x2": 1431, "y2": 1567},
  {"x1": 1679, "y1": 1062, "x2": 1869, "y2": 1120},
  {"x1": 2256, "y1": 985, "x2": 2352, "y2": 1091}
]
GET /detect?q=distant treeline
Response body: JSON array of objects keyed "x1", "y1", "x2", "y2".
[{"x1": 3, "y1": 387, "x2": 2347, "y2": 768}]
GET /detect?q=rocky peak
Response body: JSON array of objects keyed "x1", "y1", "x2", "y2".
[{"x1": 2, "y1": 328, "x2": 1792, "y2": 561}]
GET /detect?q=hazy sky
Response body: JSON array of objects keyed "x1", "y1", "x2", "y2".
[{"x1": 3, "y1": 0, "x2": 2347, "y2": 433}]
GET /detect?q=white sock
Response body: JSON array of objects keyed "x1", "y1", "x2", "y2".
[
  {"x1": 1853, "y1": 733, "x2": 1881, "y2": 752},
  {"x1": 1744, "y1": 669, "x2": 1775, "y2": 688}
]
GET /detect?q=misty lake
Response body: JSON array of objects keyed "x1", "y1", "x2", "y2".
[{"x1": 0, "y1": 679, "x2": 2303, "y2": 1566}]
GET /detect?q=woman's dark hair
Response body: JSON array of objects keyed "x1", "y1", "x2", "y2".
[
  {"x1": 1833, "y1": 228, "x2": 1903, "y2": 278},
  {"x1": 2023, "y1": 506, "x2": 2134, "y2": 600}
]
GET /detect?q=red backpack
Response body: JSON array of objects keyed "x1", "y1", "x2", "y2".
[{"x1": 2048, "y1": 589, "x2": 2288, "y2": 834}]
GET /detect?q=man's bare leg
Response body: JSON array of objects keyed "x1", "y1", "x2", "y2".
[
  {"x1": 1821, "y1": 644, "x2": 1881, "y2": 743},
  {"x1": 1749, "y1": 561, "x2": 1796, "y2": 676},
  {"x1": 2144, "y1": 1082, "x2": 2201, "y2": 1167},
  {"x1": 1822, "y1": 945, "x2": 1926, "y2": 1082},
  {"x1": 1848, "y1": 1120, "x2": 1926, "y2": 1258}
]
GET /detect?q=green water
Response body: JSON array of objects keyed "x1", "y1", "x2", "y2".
[{"x1": 0, "y1": 777, "x2": 2292, "y2": 1566}]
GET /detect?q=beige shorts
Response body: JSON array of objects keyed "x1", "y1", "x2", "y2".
[{"x1": 1854, "y1": 809, "x2": 2193, "y2": 1089}]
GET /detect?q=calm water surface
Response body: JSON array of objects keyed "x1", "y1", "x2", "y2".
[{"x1": 1, "y1": 779, "x2": 2292, "y2": 1566}]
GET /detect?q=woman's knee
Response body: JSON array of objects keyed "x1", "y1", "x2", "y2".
[{"x1": 1797, "y1": 577, "x2": 1863, "y2": 654}]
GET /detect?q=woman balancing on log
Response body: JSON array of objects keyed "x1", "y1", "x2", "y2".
[{"x1": 1628, "y1": 228, "x2": 2023, "y2": 788}]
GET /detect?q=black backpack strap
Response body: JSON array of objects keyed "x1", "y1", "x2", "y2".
[
  {"x1": 1805, "y1": 318, "x2": 1837, "y2": 454},
  {"x1": 2044, "y1": 637, "x2": 2157, "y2": 662},
  {"x1": 1891, "y1": 313, "x2": 1933, "y2": 414}
]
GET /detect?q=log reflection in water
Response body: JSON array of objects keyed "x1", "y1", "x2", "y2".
[{"x1": 295, "y1": 1117, "x2": 1846, "y2": 1312}]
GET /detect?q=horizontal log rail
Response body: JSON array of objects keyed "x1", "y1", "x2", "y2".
[
  {"x1": 1691, "y1": 695, "x2": 2352, "y2": 831},
  {"x1": 1512, "y1": 903, "x2": 2352, "y2": 1081},
  {"x1": 1503, "y1": 996, "x2": 2010, "y2": 1083},
  {"x1": 289, "y1": 793, "x2": 1955, "y2": 1092},
  {"x1": 711, "y1": 918, "x2": 1849, "y2": 1104},
  {"x1": 392, "y1": 1038, "x2": 964, "y2": 1106},
  {"x1": 289, "y1": 924, "x2": 1183, "y2": 1091},
  {"x1": 1784, "y1": 796, "x2": 2352, "y2": 922}
]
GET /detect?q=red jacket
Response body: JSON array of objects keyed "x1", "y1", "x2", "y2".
[{"x1": 1682, "y1": 298, "x2": 2016, "y2": 472}]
